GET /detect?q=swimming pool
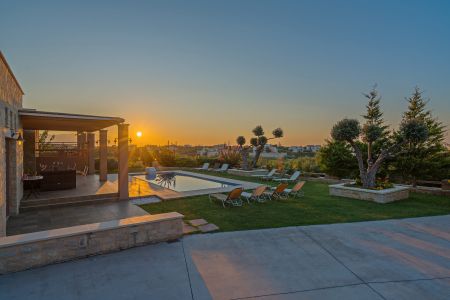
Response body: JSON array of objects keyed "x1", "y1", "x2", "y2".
[{"x1": 134, "y1": 172, "x2": 237, "y2": 192}]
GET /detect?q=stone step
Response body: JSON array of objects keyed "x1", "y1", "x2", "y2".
[
  {"x1": 20, "y1": 194, "x2": 120, "y2": 211},
  {"x1": 21, "y1": 193, "x2": 118, "y2": 206}
]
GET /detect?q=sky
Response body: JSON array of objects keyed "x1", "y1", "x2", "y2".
[{"x1": 1, "y1": 0, "x2": 449, "y2": 146}]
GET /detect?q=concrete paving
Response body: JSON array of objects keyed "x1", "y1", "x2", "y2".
[{"x1": 1, "y1": 215, "x2": 449, "y2": 299}]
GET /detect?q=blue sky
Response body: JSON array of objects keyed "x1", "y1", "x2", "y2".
[{"x1": 1, "y1": 0, "x2": 449, "y2": 145}]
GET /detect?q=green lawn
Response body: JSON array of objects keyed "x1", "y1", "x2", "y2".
[{"x1": 140, "y1": 170, "x2": 450, "y2": 232}]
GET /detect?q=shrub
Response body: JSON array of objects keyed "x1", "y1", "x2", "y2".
[
  {"x1": 174, "y1": 156, "x2": 198, "y2": 168},
  {"x1": 154, "y1": 148, "x2": 176, "y2": 167},
  {"x1": 317, "y1": 140, "x2": 358, "y2": 179},
  {"x1": 218, "y1": 147, "x2": 241, "y2": 167},
  {"x1": 291, "y1": 157, "x2": 320, "y2": 173}
]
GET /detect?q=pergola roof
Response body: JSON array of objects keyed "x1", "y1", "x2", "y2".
[{"x1": 19, "y1": 109, "x2": 125, "y2": 132}]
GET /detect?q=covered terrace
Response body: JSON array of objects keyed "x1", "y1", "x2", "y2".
[{"x1": 19, "y1": 109, "x2": 130, "y2": 201}]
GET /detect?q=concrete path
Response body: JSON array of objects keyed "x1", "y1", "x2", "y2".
[{"x1": 1, "y1": 215, "x2": 449, "y2": 299}]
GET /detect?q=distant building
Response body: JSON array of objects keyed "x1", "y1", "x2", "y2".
[
  {"x1": 197, "y1": 147, "x2": 219, "y2": 157},
  {"x1": 250, "y1": 144, "x2": 287, "y2": 159},
  {"x1": 289, "y1": 145, "x2": 321, "y2": 153}
]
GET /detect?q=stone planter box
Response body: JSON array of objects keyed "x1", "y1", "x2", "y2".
[
  {"x1": 227, "y1": 169, "x2": 268, "y2": 177},
  {"x1": 329, "y1": 183, "x2": 410, "y2": 203}
]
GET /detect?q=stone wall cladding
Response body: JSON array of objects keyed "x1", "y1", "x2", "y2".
[
  {"x1": 329, "y1": 183, "x2": 410, "y2": 203},
  {"x1": 0, "y1": 53, "x2": 24, "y2": 237},
  {"x1": 0, "y1": 212, "x2": 184, "y2": 274},
  {"x1": 0, "y1": 55, "x2": 23, "y2": 107},
  {"x1": 0, "y1": 130, "x2": 5, "y2": 236}
]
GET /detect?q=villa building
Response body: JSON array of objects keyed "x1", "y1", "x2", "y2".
[
  {"x1": 251, "y1": 144, "x2": 287, "y2": 159},
  {"x1": 0, "y1": 51, "x2": 24, "y2": 236},
  {"x1": 289, "y1": 145, "x2": 321, "y2": 153},
  {"x1": 0, "y1": 51, "x2": 130, "y2": 237}
]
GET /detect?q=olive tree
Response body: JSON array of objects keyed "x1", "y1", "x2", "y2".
[
  {"x1": 236, "y1": 126, "x2": 284, "y2": 170},
  {"x1": 331, "y1": 90, "x2": 428, "y2": 189},
  {"x1": 236, "y1": 136, "x2": 250, "y2": 170}
]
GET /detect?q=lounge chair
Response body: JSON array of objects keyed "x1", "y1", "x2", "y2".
[
  {"x1": 279, "y1": 181, "x2": 305, "y2": 198},
  {"x1": 195, "y1": 163, "x2": 210, "y2": 170},
  {"x1": 251, "y1": 169, "x2": 276, "y2": 180},
  {"x1": 263, "y1": 183, "x2": 289, "y2": 200},
  {"x1": 214, "y1": 163, "x2": 229, "y2": 172},
  {"x1": 209, "y1": 162, "x2": 221, "y2": 171},
  {"x1": 241, "y1": 185, "x2": 268, "y2": 203},
  {"x1": 76, "y1": 165, "x2": 88, "y2": 176},
  {"x1": 209, "y1": 187, "x2": 243, "y2": 208},
  {"x1": 273, "y1": 171, "x2": 301, "y2": 183}
]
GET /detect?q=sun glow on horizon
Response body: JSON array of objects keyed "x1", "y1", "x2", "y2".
[{"x1": 136, "y1": 131, "x2": 142, "y2": 138}]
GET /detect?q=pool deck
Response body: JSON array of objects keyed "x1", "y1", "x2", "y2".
[
  {"x1": 22, "y1": 171, "x2": 262, "y2": 204},
  {"x1": 132, "y1": 170, "x2": 261, "y2": 200}
]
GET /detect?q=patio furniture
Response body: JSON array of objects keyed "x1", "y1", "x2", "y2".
[
  {"x1": 195, "y1": 163, "x2": 210, "y2": 170},
  {"x1": 209, "y1": 187, "x2": 243, "y2": 208},
  {"x1": 241, "y1": 185, "x2": 268, "y2": 203},
  {"x1": 214, "y1": 163, "x2": 229, "y2": 172},
  {"x1": 443, "y1": 179, "x2": 450, "y2": 191},
  {"x1": 252, "y1": 169, "x2": 276, "y2": 180},
  {"x1": 145, "y1": 167, "x2": 157, "y2": 180},
  {"x1": 40, "y1": 170, "x2": 76, "y2": 191},
  {"x1": 76, "y1": 165, "x2": 88, "y2": 176},
  {"x1": 209, "y1": 162, "x2": 221, "y2": 171},
  {"x1": 279, "y1": 181, "x2": 305, "y2": 198},
  {"x1": 264, "y1": 183, "x2": 289, "y2": 200},
  {"x1": 23, "y1": 175, "x2": 43, "y2": 199},
  {"x1": 273, "y1": 171, "x2": 301, "y2": 183}
]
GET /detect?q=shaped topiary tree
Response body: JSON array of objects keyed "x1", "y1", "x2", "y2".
[
  {"x1": 331, "y1": 88, "x2": 428, "y2": 189},
  {"x1": 236, "y1": 126, "x2": 284, "y2": 170},
  {"x1": 236, "y1": 136, "x2": 250, "y2": 170}
]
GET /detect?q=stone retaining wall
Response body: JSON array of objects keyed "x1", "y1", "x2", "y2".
[
  {"x1": 227, "y1": 169, "x2": 268, "y2": 177},
  {"x1": 329, "y1": 183, "x2": 410, "y2": 203},
  {"x1": 0, "y1": 212, "x2": 183, "y2": 274}
]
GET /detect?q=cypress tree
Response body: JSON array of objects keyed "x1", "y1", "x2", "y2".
[{"x1": 394, "y1": 87, "x2": 448, "y2": 185}]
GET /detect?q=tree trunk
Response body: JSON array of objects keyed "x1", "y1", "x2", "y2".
[
  {"x1": 252, "y1": 146, "x2": 263, "y2": 168},
  {"x1": 240, "y1": 148, "x2": 250, "y2": 170},
  {"x1": 367, "y1": 142, "x2": 373, "y2": 168},
  {"x1": 349, "y1": 141, "x2": 367, "y2": 185},
  {"x1": 364, "y1": 150, "x2": 388, "y2": 188},
  {"x1": 365, "y1": 167, "x2": 378, "y2": 188}
]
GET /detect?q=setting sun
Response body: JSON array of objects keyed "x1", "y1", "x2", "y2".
[{"x1": 136, "y1": 131, "x2": 142, "y2": 138}]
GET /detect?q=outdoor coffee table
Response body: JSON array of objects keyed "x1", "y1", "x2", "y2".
[{"x1": 23, "y1": 175, "x2": 43, "y2": 199}]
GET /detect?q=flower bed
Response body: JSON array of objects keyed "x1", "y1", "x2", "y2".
[{"x1": 329, "y1": 183, "x2": 410, "y2": 203}]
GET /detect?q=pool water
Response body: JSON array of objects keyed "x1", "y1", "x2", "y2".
[{"x1": 134, "y1": 173, "x2": 235, "y2": 192}]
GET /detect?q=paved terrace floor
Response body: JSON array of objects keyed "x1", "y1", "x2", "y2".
[
  {"x1": 1, "y1": 215, "x2": 449, "y2": 299},
  {"x1": 6, "y1": 202, "x2": 149, "y2": 235}
]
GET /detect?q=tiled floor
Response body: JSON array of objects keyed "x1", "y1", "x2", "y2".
[
  {"x1": 6, "y1": 201, "x2": 149, "y2": 236},
  {"x1": 9, "y1": 170, "x2": 261, "y2": 236}
]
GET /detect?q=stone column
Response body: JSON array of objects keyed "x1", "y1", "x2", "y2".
[
  {"x1": 87, "y1": 133, "x2": 95, "y2": 175},
  {"x1": 77, "y1": 132, "x2": 87, "y2": 171},
  {"x1": 118, "y1": 123, "x2": 129, "y2": 200},
  {"x1": 77, "y1": 131, "x2": 85, "y2": 150},
  {"x1": 99, "y1": 130, "x2": 108, "y2": 181}
]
